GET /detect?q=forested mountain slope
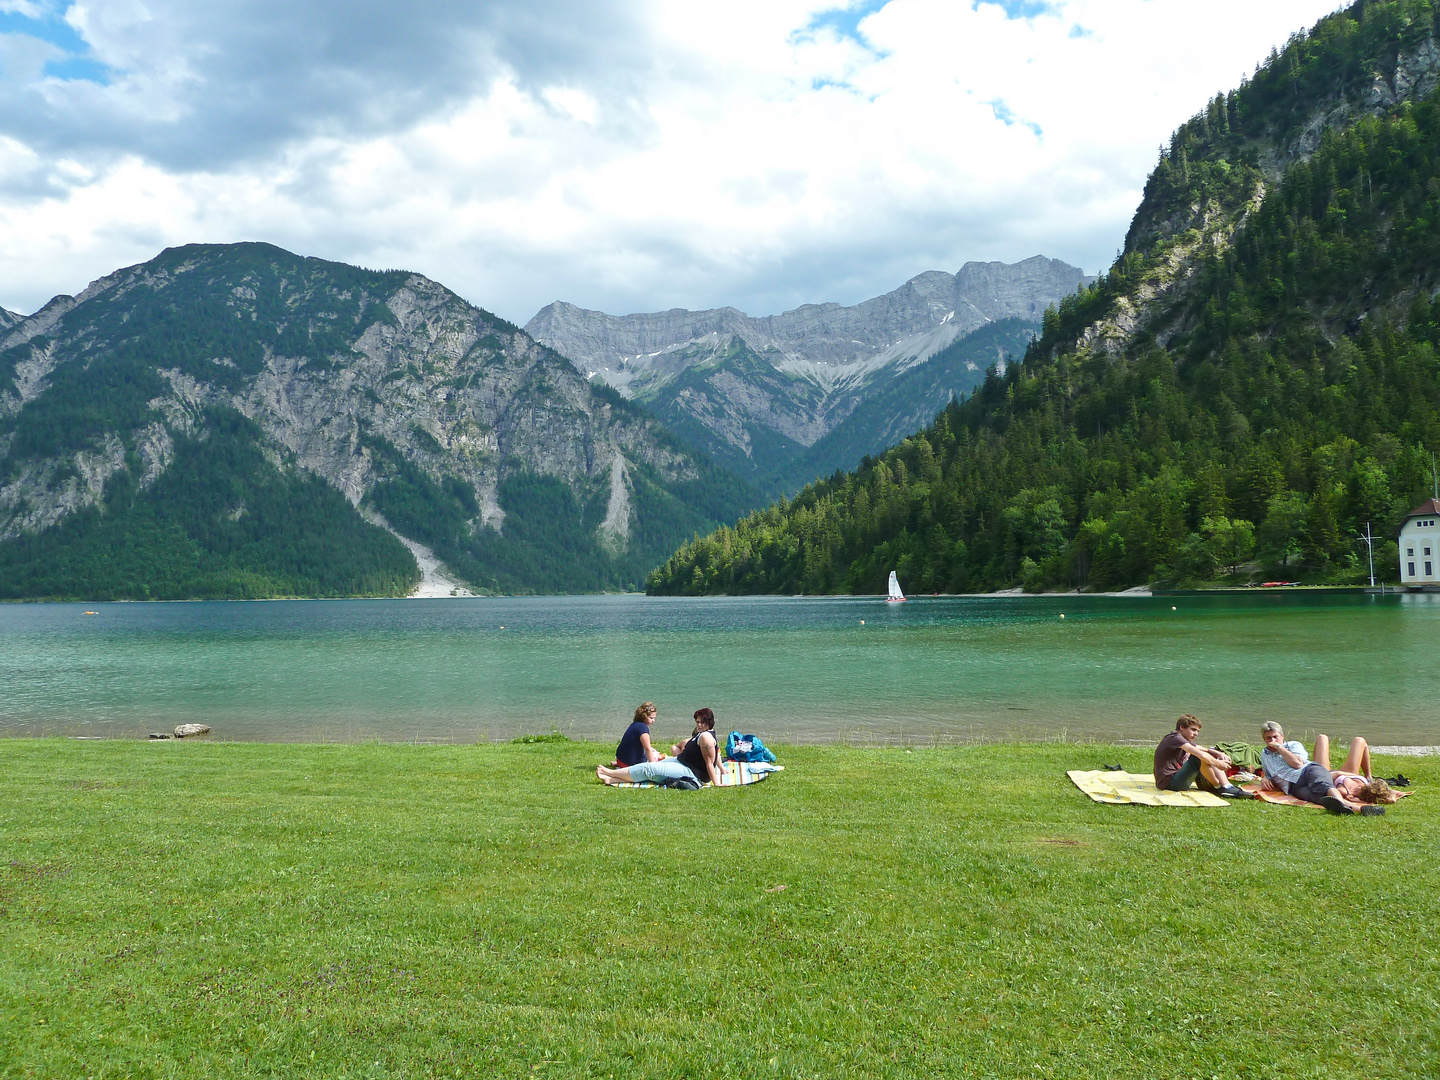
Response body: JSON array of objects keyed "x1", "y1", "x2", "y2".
[
  {"x1": 648, "y1": 0, "x2": 1440, "y2": 596},
  {"x1": 0, "y1": 244, "x2": 749, "y2": 599}
]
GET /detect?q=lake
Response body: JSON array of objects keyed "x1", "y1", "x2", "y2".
[{"x1": 2, "y1": 592, "x2": 1437, "y2": 747}]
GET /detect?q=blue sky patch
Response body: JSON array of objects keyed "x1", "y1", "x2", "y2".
[
  {"x1": 0, "y1": 5, "x2": 109, "y2": 84},
  {"x1": 973, "y1": 0, "x2": 1056, "y2": 18},
  {"x1": 804, "y1": 1, "x2": 891, "y2": 48},
  {"x1": 986, "y1": 98, "x2": 1043, "y2": 138}
]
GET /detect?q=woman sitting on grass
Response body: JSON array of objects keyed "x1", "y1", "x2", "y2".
[
  {"x1": 613, "y1": 702, "x2": 663, "y2": 768},
  {"x1": 598, "y1": 708, "x2": 723, "y2": 788}
]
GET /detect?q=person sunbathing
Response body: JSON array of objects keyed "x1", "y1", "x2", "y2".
[
  {"x1": 1153, "y1": 714, "x2": 1250, "y2": 798},
  {"x1": 598, "y1": 709, "x2": 723, "y2": 788},
  {"x1": 1259, "y1": 723, "x2": 1392, "y2": 814}
]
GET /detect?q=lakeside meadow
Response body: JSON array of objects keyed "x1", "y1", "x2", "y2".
[{"x1": 2, "y1": 738, "x2": 1435, "y2": 1079}]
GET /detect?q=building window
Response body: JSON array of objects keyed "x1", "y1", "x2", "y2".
[
  {"x1": 1409, "y1": 562, "x2": 1416, "y2": 576},
  {"x1": 1428, "y1": 562, "x2": 1434, "y2": 576},
  {"x1": 1409, "y1": 548, "x2": 1415, "y2": 556}
]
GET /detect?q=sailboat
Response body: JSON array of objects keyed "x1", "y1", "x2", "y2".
[{"x1": 887, "y1": 571, "x2": 906, "y2": 603}]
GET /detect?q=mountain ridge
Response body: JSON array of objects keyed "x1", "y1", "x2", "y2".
[
  {"x1": 528, "y1": 256, "x2": 1088, "y2": 386},
  {"x1": 527, "y1": 256, "x2": 1089, "y2": 492},
  {"x1": 0, "y1": 242, "x2": 750, "y2": 598}
]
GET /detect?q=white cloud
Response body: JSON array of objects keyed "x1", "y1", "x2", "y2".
[{"x1": 0, "y1": 0, "x2": 1347, "y2": 323}]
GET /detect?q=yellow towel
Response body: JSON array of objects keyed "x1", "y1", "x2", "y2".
[{"x1": 1067, "y1": 770, "x2": 1230, "y2": 807}]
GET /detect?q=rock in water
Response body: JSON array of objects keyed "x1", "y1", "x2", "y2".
[
  {"x1": 173, "y1": 724, "x2": 211, "y2": 738},
  {"x1": 148, "y1": 732, "x2": 174, "y2": 740}
]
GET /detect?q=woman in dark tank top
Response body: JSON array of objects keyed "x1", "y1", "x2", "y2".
[{"x1": 673, "y1": 707, "x2": 722, "y2": 786}]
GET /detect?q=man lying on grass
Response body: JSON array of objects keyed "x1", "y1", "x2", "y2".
[
  {"x1": 1153, "y1": 715, "x2": 1251, "y2": 799},
  {"x1": 1260, "y1": 722, "x2": 1392, "y2": 816}
]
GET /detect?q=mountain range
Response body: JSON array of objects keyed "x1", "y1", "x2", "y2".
[
  {"x1": 0, "y1": 243, "x2": 748, "y2": 598},
  {"x1": 648, "y1": 0, "x2": 1440, "y2": 597},
  {"x1": 525, "y1": 257, "x2": 1089, "y2": 494},
  {"x1": 0, "y1": 242, "x2": 1084, "y2": 598}
]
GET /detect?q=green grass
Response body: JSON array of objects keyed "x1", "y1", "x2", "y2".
[{"x1": 2, "y1": 740, "x2": 1436, "y2": 1079}]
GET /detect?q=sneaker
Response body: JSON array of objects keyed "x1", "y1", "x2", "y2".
[
  {"x1": 1217, "y1": 785, "x2": 1253, "y2": 799},
  {"x1": 1360, "y1": 805, "x2": 1386, "y2": 816},
  {"x1": 1318, "y1": 795, "x2": 1351, "y2": 814}
]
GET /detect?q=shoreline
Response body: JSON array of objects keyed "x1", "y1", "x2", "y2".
[
  {"x1": 21, "y1": 735, "x2": 1440, "y2": 755},
  {"x1": 3, "y1": 583, "x2": 1409, "y2": 603}
]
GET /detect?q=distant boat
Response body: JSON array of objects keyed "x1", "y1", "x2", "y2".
[{"x1": 887, "y1": 571, "x2": 906, "y2": 603}]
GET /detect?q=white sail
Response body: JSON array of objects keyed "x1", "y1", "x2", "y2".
[{"x1": 887, "y1": 570, "x2": 905, "y2": 602}]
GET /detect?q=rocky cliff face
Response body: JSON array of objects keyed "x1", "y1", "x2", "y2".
[
  {"x1": 0, "y1": 243, "x2": 747, "y2": 595},
  {"x1": 1088, "y1": 4, "x2": 1440, "y2": 357},
  {"x1": 526, "y1": 256, "x2": 1089, "y2": 491},
  {"x1": 0, "y1": 307, "x2": 20, "y2": 334},
  {"x1": 529, "y1": 256, "x2": 1087, "y2": 382}
]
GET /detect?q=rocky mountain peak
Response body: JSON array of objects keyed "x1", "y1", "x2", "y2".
[
  {"x1": 523, "y1": 257, "x2": 1090, "y2": 494},
  {"x1": 954, "y1": 256, "x2": 1094, "y2": 323},
  {"x1": 1, "y1": 242, "x2": 750, "y2": 597},
  {"x1": 527, "y1": 257, "x2": 1091, "y2": 379}
]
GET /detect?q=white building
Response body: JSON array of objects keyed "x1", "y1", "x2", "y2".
[{"x1": 1400, "y1": 498, "x2": 1440, "y2": 588}]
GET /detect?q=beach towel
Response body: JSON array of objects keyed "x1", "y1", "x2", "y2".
[
  {"x1": 1241, "y1": 782, "x2": 1414, "y2": 808},
  {"x1": 608, "y1": 762, "x2": 785, "y2": 789},
  {"x1": 1068, "y1": 770, "x2": 1229, "y2": 807}
]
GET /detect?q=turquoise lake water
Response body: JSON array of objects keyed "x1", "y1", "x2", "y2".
[{"x1": 1, "y1": 592, "x2": 1437, "y2": 746}]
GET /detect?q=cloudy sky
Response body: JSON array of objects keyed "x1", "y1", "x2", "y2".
[{"x1": 1, "y1": 0, "x2": 1344, "y2": 323}]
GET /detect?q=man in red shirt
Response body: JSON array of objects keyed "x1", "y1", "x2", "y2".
[{"x1": 1153, "y1": 714, "x2": 1250, "y2": 798}]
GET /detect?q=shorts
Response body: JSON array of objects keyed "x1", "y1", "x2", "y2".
[
  {"x1": 1290, "y1": 762, "x2": 1336, "y2": 804},
  {"x1": 624, "y1": 760, "x2": 699, "y2": 785}
]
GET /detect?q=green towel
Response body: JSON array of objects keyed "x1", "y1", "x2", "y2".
[{"x1": 1214, "y1": 741, "x2": 1263, "y2": 771}]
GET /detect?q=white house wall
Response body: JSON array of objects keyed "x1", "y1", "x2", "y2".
[{"x1": 1401, "y1": 516, "x2": 1440, "y2": 584}]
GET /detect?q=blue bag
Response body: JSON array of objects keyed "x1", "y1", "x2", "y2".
[{"x1": 725, "y1": 731, "x2": 776, "y2": 764}]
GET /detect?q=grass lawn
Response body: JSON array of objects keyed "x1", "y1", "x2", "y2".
[{"x1": 1, "y1": 739, "x2": 1435, "y2": 1079}]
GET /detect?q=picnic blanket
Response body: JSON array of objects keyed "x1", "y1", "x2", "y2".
[
  {"x1": 609, "y1": 762, "x2": 785, "y2": 789},
  {"x1": 1242, "y1": 781, "x2": 1414, "y2": 808},
  {"x1": 1068, "y1": 770, "x2": 1229, "y2": 807}
]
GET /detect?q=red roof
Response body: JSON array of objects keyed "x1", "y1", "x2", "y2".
[{"x1": 1405, "y1": 498, "x2": 1440, "y2": 519}]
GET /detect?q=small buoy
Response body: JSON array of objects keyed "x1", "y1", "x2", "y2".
[
  {"x1": 1059, "y1": 614, "x2": 1065, "y2": 619},
  {"x1": 499, "y1": 625, "x2": 505, "y2": 629},
  {"x1": 1171, "y1": 606, "x2": 1177, "y2": 611},
  {"x1": 859, "y1": 619, "x2": 865, "y2": 625}
]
